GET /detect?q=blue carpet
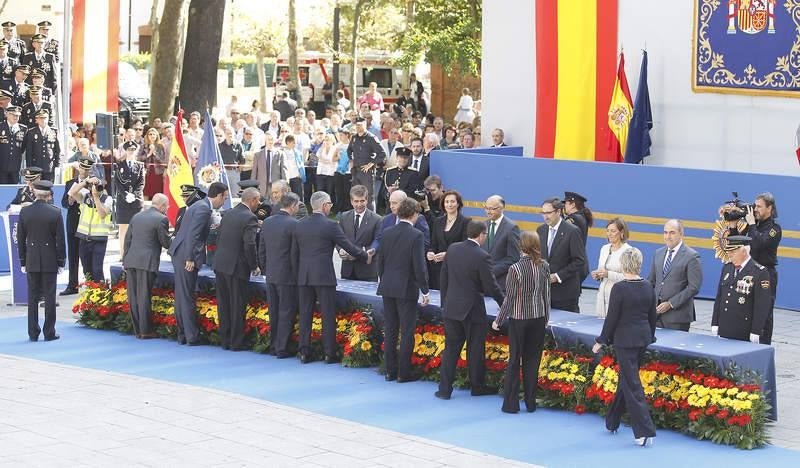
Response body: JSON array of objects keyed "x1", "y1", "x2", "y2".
[{"x1": 1, "y1": 317, "x2": 798, "y2": 468}]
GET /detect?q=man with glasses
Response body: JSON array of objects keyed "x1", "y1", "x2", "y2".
[
  {"x1": 481, "y1": 195, "x2": 520, "y2": 293},
  {"x1": 537, "y1": 197, "x2": 587, "y2": 312}
]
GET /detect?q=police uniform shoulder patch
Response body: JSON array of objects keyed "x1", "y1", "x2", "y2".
[
  {"x1": 566, "y1": 218, "x2": 575, "y2": 224},
  {"x1": 761, "y1": 280, "x2": 770, "y2": 289},
  {"x1": 769, "y1": 228, "x2": 777, "y2": 237},
  {"x1": 757, "y1": 264, "x2": 765, "y2": 270}
]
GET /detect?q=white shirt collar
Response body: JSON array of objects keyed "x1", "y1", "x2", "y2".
[
  {"x1": 399, "y1": 219, "x2": 413, "y2": 226},
  {"x1": 468, "y1": 238, "x2": 480, "y2": 246},
  {"x1": 550, "y1": 218, "x2": 562, "y2": 232},
  {"x1": 668, "y1": 241, "x2": 683, "y2": 254},
  {"x1": 738, "y1": 257, "x2": 751, "y2": 269},
  {"x1": 490, "y1": 214, "x2": 504, "y2": 227}
]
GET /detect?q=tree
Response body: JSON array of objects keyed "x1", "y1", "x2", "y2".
[
  {"x1": 288, "y1": 0, "x2": 303, "y2": 108},
  {"x1": 150, "y1": 0, "x2": 190, "y2": 121},
  {"x1": 348, "y1": 0, "x2": 366, "y2": 95},
  {"x1": 179, "y1": 0, "x2": 226, "y2": 113},
  {"x1": 148, "y1": 0, "x2": 163, "y2": 81},
  {"x1": 397, "y1": 0, "x2": 481, "y2": 75},
  {"x1": 231, "y1": 19, "x2": 285, "y2": 112}
]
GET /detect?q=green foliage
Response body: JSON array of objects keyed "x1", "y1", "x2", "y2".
[
  {"x1": 397, "y1": 0, "x2": 482, "y2": 74},
  {"x1": 120, "y1": 52, "x2": 275, "y2": 71},
  {"x1": 121, "y1": 53, "x2": 152, "y2": 70},
  {"x1": 230, "y1": 17, "x2": 285, "y2": 58}
]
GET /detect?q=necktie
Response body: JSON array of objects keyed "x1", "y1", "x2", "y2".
[
  {"x1": 662, "y1": 249, "x2": 674, "y2": 278},
  {"x1": 547, "y1": 227, "x2": 556, "y2": 253},
  {"x1": 734, "y1": 266, "x2": 741, "y2": 279},
  {"x1": 413, "y1": 159, "x2": 419, "y2": 170},
  {"x1": 487, "y1": 221, "x2": 496, "y2": 250},
  {"x1": 354, "y1": 213, "x2": 360, "y2": 233}
]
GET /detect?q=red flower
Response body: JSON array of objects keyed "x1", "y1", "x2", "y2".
[
  {"x1": 653, "y1": 397, "x2": 665, "y2": 408},
  {"x1": 716, "y1": 409, "x2": 729, "y2": 420},
  {"x1": 678, "y1": 399, "x2": 690, "y2": 410},
  {"x1": 705, "y1": 405, "x2": 718, "y2": 416},
  {"x1": 689, "y1": 409, "x2": 702, "y2": 421},
  {"x1": 737, "y1": 414, "x2": 751, "y2": 426},
  {"x1": 574, "y1": 404, "x2": 586, "y2": 415}
]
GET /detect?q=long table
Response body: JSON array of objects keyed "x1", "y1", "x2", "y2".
[{"x1": 109, "y1": 262, "x2": 778, "y2": 419}]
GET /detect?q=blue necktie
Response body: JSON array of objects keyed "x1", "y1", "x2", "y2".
[{"x1": 662, "y1": 249, "x2": 674, "y2": 278}]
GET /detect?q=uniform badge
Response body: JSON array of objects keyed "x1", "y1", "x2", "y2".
[
  {"x1": 738, "y1": 297, "x2": 746, "y2": 304},
  {"x1": 761, "y1": 280, "x2": 770, "y2": 289},
  {"x1": 1, "y1": 130, "x2": 5, "y2": 136},
  {"x1": 42, "y1": 63, "x2": 50, "y2": 72},
  {"x1": 34, "y1": 133, "x2": 38, "y2": 140},
  {"x1": 723, "y1": 272, "x2": 730, "y2": 281},
  {"x1": 769, "y1": 228, "x2": 777, "y2": 238},
  {"x1": 566, "y1": 218, "x2": 574, "y2": 224}
]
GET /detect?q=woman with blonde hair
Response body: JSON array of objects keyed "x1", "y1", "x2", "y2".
[
  {"x1": 316, "y1": 132, "x2": 339, "y2": 202},
  {"x1": 593, "y1": 217, "x2": 632, "y2": 317},
  {"x1": 492, "y1": 230, "x2": 551, "y2": 414}
]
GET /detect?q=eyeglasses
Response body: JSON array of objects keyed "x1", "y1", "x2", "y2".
[
  {"x1": 484, "y1": 206, "x2": 501, "y2": 211},
  {"x1": 541, "y1": 210, "x2": 557, "y2": 215}
]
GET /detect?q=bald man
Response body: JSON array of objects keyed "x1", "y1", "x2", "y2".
[
  {"x1": 123, "y1": 194, "x2": 172, "y2": 338},
  {"x1": 482, "y1": 194, "x2": 520, "y2": 293}
]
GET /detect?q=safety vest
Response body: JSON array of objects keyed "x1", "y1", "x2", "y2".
[{"x1": 76, "y1": 194, "x2": 111, "y2": 241}]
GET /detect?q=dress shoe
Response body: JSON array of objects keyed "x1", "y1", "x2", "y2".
[
  {"x1": 324, "y1": 355, "x2": 341, "y2": 364},
  {"x1": 434, "y1": 390, "x2": 451, "y2": 400},
  {"x1": 501, "y1": 407, "x2": 519, "y2": 414},
  {"x1": 470, "y1": 386, "x2": 498, "y2": 396},
  {"x1": 385, "y1": 373, "x2": 397, "y2": 382},
  {"x1": 135, "y1": 334, "x2": 143, "y2": 339},
  {"x1": 44, "y1": 334, "x2": 60, "y2": 342},
  {"x1": 269, "y1": 348, "x2": 277, "y2": 356},
  {"x1": 59, "y1": 287, "x2": 79, "y2": 296},
  {"x1": 140, "y1": 332, "x2": 159, "y2": 339},
  {"x1": 222, "y1": 344, "x2": 230, "y2": 350},
  {"x1": 397, "y1": 375, "x2": 420, "y2": 383},
  {"x1": 178, "y1": 338, "x2": 187, "y2": 345},
  {"x1": 634, "y1": 436, "x2": 654, "y2": 446},
  {"x1": 276, "y1": 351, "x2": 291, "y2": 359},
  {"x1": 300, "y1": 353, "x2": 312, "y2": 364},
  {"x1": 230, "y1": 345, "x2": 249, "y2": 352},
  {"x1": 187, "y1": 337, "x2": 209, "y2": 346},
  {"x1": 525, "y1": 401, "x2": 537, "y2": 413},
  {"x1": 29, "y1": 336, "x2": 39, "y2": 342}
]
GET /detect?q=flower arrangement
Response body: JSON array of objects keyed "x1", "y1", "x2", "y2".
[{"x1": 73, "y1": 279, "x2": 771, "y2": 449}]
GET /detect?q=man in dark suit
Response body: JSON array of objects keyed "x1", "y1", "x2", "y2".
[
  {"x1": 59, "y1": 157, "x2": 94, "y2": 295},
  {"x1": 251, "y1": 132, "x2": 284, "y2": 195},
  {"x1": 647, "y1": 220, "x2": 703, "y2": 331},
  {"x1": 436, "y1": 220, "x2": 505, "y2": 400},
  {"x1": 338, "y1": 185, "x2": 381, "y2": 281},
  {"x1": 259, "y1": 192, "x2": 301, "y2": 357},
  {"x1": 0, "y1": 104, "x2": 25, "y2": 184},
  {"x1": 481, "y1": 195, "x2": 520, "y2": 293},
  {"x1": 23, "y1": 109, "x2": 59, "y2": 181},
  {"x1": 712, "y1": 236, "x2": 772, "y2": 343},
  {"x1": 214, "y1": 188, "x2": 259, "y2": 350},
  {"x1": 18, "y1": 180, "x2": 65, "y2": 342},
  {"x1": 537, "y1": 197, "x2": 587, "y2": 312},
  {"x1": 408, "y1": 138, "x2": 430, "y2": 180},
  {"x1": 377, "y1": 198, "x2": 429, "y2": 383},
  {"x1": 122, "y1": 193, "x2": 172, "y2": 339},
  {"x1": 376, "y1": 190, "x2": 430, "y2": 251},
  {"x1": 294, "y1": 191, "x2": 373, "y2": 363},
  {"x1": 168, "y1": 181, "x2": 228, "y2": 345}
]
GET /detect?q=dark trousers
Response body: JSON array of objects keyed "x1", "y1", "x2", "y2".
[
  {"x1": 41, "y1": 171, "x2": 54, "y2": 182},
  {"x1": 66, "y1": 230, "x2": 80, "y2": 288},
  {"x1": 267, "y1": 282, "x2": 298, "y2": 354},
  {"x1": 298, "y1": 285, "x2": 337, "y2": 356},
  {"x1": 78, "y1": 238, "x2": 107, "y2": 282},
  {"x1": 172, "y1": 258, "x2": 200, "y2": 343},
  {"x1": 334, "y1": 173, "x2": 352, "y2": 213},
  {"x1": 27, "y1": 271, "x2": 57, "y2": 340},
  {"x1": 0, "y1": 171, "x2": 18, "y2": 184},
  {"x1": 316, "y1": 174, "x2": 335, "y2": 200},
  {"x1": 215, "y1": 271, "x2": 248, "y2": 348},
  {"x1": 438, "y1": 317, "x2": 488, "y2": 394},
  {"x1": 289, "y1": 177, "x2": 303, "y2": 201},
  {"x1": 375, "y1": 178, "x2": 387, "y2": 214},
  {"x1": 606, "y1": 346, "x2": 656, "y2": 439},
  {"x1": 552, "y1": 297, "x2": 579, "y2": 313},
  {"x1": 303, "y1": 167, "x2": 317, "y2": 207},
  {"x1": 761, "y1": 268, "x2": 777, "y2": 345},
  {"x1": 127, "y1": 268, "x2": 156, "y2": 336},
  {"x1": 351, "y1": 170, "x2": 374, "y2": 210},
  {"x1": 240, "y1": 170, "x2": 252, "y2": 181},
  {"x1": 502, "y1": 317, "x2": 546, "y2": 413},
  {"x1": 656, "y1": 318, "x2": 690, "y2": 332},
  {"x1": 382, "y1": 297, "x2": 419, "y2": 379},
  {"x1": 341, "y1": 264, "x2": 377, "y2": 282}
]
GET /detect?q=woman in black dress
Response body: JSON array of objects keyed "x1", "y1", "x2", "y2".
[
  {"x1": 113, "y1": 140, "x2": 145, "y2": 256},
  {"x1": 426, "y1": 190, "x2": 470, "y2": 290},
  {"x1": 592, "y1": 247, "x2": 658, "y2": 446}
]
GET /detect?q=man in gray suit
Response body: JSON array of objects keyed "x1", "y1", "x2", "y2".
[
  {"x1": 168, "y1": 182, "x2": 229, "y2": 345},
  {"x1": 123, "y1": 193, "x2": 172, "y2": 339},
  {"x1": 251, "y1": 132, "x2": 284, "y2": 195},
  {"x1": 646, "y1": 219, "x2": 703, "y2": 331},
  {"x1": 338, "y1": 185, "x2": 382, "y2": 281},
  {"x1": 481, "y1": 194, "x2": 521, "y2": 292}
]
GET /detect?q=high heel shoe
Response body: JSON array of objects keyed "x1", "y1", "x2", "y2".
[
  {"x1": 608, "y1": 429, "x2": 618, "y2": 435},
  {"x1": 634, "y1": 436, "x2": 654, "y2": 446}
]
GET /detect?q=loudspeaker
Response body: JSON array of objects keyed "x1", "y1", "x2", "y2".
[{"x1": 95, "y1": 112, "x2": 119, "y2": 150}]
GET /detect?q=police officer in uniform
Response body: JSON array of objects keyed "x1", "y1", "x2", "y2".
[
  {"x1": 711, "y1": 236, "x2": 771, "y2": 344},
  {"x1": 0, "y1": 88, "x2": 12, "y2": 120},
  {"x1": 383, "y1": 147, "x2": 423, "y2": 202},
  {"x1": 346, "y1": 117, "x2": 386, "y2": 209},
  {"x1": 740, "y1": 193, "x2": 781, "y2": 345},
  {"x1": 0, "y1": 104, "x2": 25, "y2": 184},
  {"x1": 37, "y1": 21, "x2": 60, "y2": 62},
  {"x1": 24, "y1": 109, "x2": 60, "y2": 181},
  {"x1": 8, "y1": 167, "x2": 42, "y2": 208},
  {"x1": 18, "y1": 179, "x2": 66, "y2": 342},
  {"x1": 29, "y1": 68, "x2": 53, "y2": 102},
  {"x1": 0, "y1": 40, "x2": 19, "y2": 81},
  {"x1": 1, "y1": 22, "x2": 26, "y2": 61},
  {"x1": 113, "y1": 140, "x2": 145, "y2": 256},
  {"x1": 1, "y1": 64, "x2": 29, "y2": 107},
  {"x1": 563, "y1": 191, "x2": 592, "y2": 297},
  {"x1": 21, "y1": 86, "x2": 53, "y2": 128},
  {"x1": 174, "y1": 184, "x2": 206, "y2": 234},
  {"x1": 21, "y1": 34, "x2": 57, "y2": 92},
  {"x1": 60, "y1": 157, "x2": 95, "y2": 296}
]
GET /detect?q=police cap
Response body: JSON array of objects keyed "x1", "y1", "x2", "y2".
[
  {"x1": 37, "y1": 21, "x2": 53, "y2": 28},
  {"x1": 723, "y1": 235, "x2": 752, "y2": 251},
  {"x1": 122, "y1": 140, "x2": 139, "y2": 151},
  {"x1": 395, "y1": 147, "x2": 412, "y2": 158},
  {"x1": 31, "y1": 34, "x2": 46, "y2": 42},
  {"x1": 5, "y1": 105, "x2": 21, "y2": 115},
  {"x1": 564, "y1": 191, "x2": 588, "y2": 204},
  {"x1": 78, "y1": 157, "x2": 95, "y2": 170},
  {"x1": 23, "y1": 166, "x2": 43, "y2": 181},
  {"x1": 1, "y1": 21, "x2": 16, "y2": 28},
  {"x1": 32, "y1": 179, "x2": 53, "y2": 191},
  {"x1": 15, "y1": 64, "x2": 30, "y2": 74}
]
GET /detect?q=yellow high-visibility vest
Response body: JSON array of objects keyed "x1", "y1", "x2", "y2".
[{"x1": 76, "y1": 195, "x2": 111, "y2": 241}]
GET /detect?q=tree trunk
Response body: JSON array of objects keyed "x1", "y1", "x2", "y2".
[
  {"x1": 148, "y1": 0, "x2": 162, "y2": 81},
  {"x1": 256, "y1": 52, "x2": 267, "y2": 112},
  {"x1": 179, "y1": 0, "x2": 226, "y2": 114},
  {"x1": 349, "y1": 0, "x2": 365, "y2": 98},
  {"x1": 150, "y1": 0, "x2": 190, "y2": 121},
  {"x1": 401, "y1": 0, "x2": 415, "y2": 88},
  {"x1": 288, "y1": 0, "x2": 302, "y2": 108}
]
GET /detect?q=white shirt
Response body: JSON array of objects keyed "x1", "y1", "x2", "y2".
[
  {"x1": 411, "y1": 154, "x2": 424, "y2": 171},
  {"x1": 316, "y1": 146, "x2": 337, "y2": 176},
  {"x1": 283, "y1": 148, "x2": 301, "y2": 180},
  {"x1": 663, "y1": 241, "x2": 683, "y2": 270},
  {"x1": 489, "y1": 214, "x2": 504, "y2": 232}
]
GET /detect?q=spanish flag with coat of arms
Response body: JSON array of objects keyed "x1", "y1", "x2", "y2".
[
  {"x1": 607, "y1": 52, "x2": 633, "y2": 163},
  {"x1": 164, "y1": 110, "x2": 194, "y2": 226}
]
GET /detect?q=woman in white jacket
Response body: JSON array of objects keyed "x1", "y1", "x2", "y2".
[
  {"x1": 454, "y1": 88, "x2": 475, "y2": 125},
  {"x1": 592, "y1": 218, "x2": 632, "y2": 317}
]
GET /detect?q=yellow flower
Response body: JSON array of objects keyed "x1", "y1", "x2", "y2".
[
  {"x1": 726, "y1": 387, "x2": 739, "y2": 396},
  {"x1": 576, "y1": 375, "x2": 587, "y2": 383},
  {"x1": 747, "y1": 394, "x2": 760, "y2": 401},
  {"x1": 360, "y1": 341, "x2": 372, "y2": 351}
]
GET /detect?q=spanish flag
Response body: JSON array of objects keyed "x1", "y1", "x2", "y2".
[
  {"x1": 607, "y1": 52, "x2": 633, "y2": 163},
  {"x1": 70, "y1": 0, "x2": 119, "y2": 123},
  {"x1": 165, "y1": 110, "x2": 194, "y2": 226},
  {"x1": 534, "y1": 0, "x2": 619, "y2": 161}
]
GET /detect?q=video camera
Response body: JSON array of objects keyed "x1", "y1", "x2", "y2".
[{"x1": 722, "y1": 192, "x2": 753, "y2": 221}]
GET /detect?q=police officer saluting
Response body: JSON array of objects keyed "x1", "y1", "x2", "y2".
[
  {"x1": 18, "y1": 179, "x2": 66, "y2": 342},
  {"x1": 0, "y1": 104, "x2": 25, "y2": 184},
  {"x1": 8, "y1": 166, "x2": 42, "y2": 208},
  {"x1": 711, "y1": 236, "x2": 771, "y2": 344}
]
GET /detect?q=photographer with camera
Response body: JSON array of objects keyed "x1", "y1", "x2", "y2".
[{"x1": 67, "y1": 175, "x2": 113, "y2": 282}]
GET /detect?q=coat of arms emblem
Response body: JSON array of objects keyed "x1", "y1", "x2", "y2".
[{"x1": 726, "y1": 0, "x2": 776, "y2": 35}]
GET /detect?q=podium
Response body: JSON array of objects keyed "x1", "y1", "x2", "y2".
[{"x1": 1, "y1": 211, "x2": 28, "y2": 305}]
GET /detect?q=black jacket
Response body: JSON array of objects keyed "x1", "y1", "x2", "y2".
[
  {"x1": 0, "y1": 121, "x2": 26, "y2": 174},
  {"x1": 440, "y1": 239, "x2": 504, "y2": 322},
  {"x1": 597, "y1": 279, "x2": 657, "y2": 348},
  {"x1": 377, "y1": 221, "x2": 429, "y2": 300},
  {"x1": 537, "y1": 220, "x2": 587, "y2": 305},
  {"x1": 24, "y1": 125, "x2": 60, "y2": 174},
  {"x1": 293, "y1": 213, "x2": 366, "y2": 286},
  {"x1": 712, "y1": 259, "x2": 771, "y2": 341},
  {"x1": 347, "y1": 131, "x2": 386, "y2": 167},
  {"x1": 258, "y1": 210, "x2": 299, "y2": 285},
  {"x1": 18, "y1": 199, "x2": 66, "y2": 272},
  {"x1": 213, "y1": 203, "x2": 258, "y2": 279},
  {"x1": 122, "y1": 207, "x2": 172, "y2": 272}
]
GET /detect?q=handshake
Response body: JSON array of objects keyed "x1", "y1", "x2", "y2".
[{"x1": 339, "y1": 247, "x2": 376, "y2": 264}]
